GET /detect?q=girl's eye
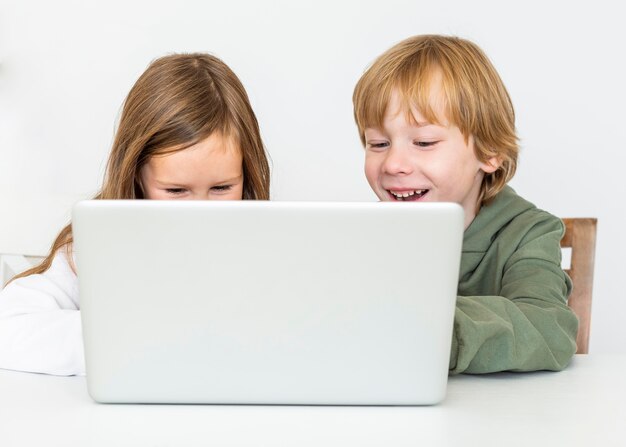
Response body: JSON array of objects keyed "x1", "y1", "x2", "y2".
[
  {"x1": 165, "y1": 188, "x2": 187, "y2": 195},
  {"x1": 211, "y1": 185, "x2": 233, "y2": 192}
]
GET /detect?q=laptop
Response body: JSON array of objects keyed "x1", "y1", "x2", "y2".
[{"x1": 72, "y1": 200, "x2": 464, "y2": 405}]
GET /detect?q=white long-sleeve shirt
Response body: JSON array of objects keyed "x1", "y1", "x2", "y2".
[{"x1": 0, "y1": 251, "x2": 85, "y2": 375}]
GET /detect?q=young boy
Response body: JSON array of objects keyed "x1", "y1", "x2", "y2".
[{"x1": 353, "y1": 35, "x2": 578, "y2": 374}]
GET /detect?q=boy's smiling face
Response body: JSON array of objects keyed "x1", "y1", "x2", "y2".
[{"x1": 363, "y1": 90, "x2": 499, "y2": 229}]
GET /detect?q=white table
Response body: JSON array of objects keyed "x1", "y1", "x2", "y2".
[{"x1": 1, "y1": 355, "x2": 624, "y2": 446}]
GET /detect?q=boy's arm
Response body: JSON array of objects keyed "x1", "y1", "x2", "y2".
[
  {"x1": 449, "y1": 216, "x2": 579, "y2": 374},
  {"x1": 0, "y1": 252, "x2": 85, "y2": 376}
]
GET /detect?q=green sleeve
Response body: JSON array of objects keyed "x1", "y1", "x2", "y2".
[{"x1": 449, "y1": 216, "x2": 579, "y2": 374}]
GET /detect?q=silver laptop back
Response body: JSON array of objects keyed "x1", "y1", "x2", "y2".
[{"x1": 73, "y1": 201, "x2": 463, "y2": 405}]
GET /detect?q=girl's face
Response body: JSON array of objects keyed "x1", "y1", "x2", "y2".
[{"x1": 140, "y1": 133, "x2": 244, "y2": 200}]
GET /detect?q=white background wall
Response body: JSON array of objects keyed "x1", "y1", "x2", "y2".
[{"x1": 1, "y1": 0, "x2": 624, "y2": 353}]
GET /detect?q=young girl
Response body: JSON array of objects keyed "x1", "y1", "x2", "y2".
[{"x1": 0, "y1": 53, "x2": 271, "y2": 376}]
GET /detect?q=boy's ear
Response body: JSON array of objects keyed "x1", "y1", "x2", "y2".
[{"x1": 480, "y1": 156, "x2": 501, "y2": 174}]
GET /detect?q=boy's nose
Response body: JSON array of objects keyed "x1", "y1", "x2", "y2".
[{"x1": 382, "y1": 146, "x2": 414, "y2": 175}]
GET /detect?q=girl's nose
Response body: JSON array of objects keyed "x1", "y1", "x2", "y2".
[
  {"x1": 190, "y1": 192, "x2": 211, "y2": 201},
  {"x1": 382, "y1": 146, "x2": 414, "y2": 175}
]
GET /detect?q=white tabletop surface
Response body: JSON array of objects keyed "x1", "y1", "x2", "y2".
[{"x1": 1, "y1": 354, "x2": 624, "y2": 447}]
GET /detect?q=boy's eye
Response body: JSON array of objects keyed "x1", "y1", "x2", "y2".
[
  {"x1": 366, "y1": 141, "x2": 390, "y2": 150},
  {"x1": 165, "y1": 188, "x2": 187, "y2": 195},
  {"x1": 414, "y1": 140, "x2": 438, "y2": 148}
]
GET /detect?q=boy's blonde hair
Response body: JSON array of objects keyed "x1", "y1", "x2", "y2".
[
  {"x1": 12, "y1": 53, "x2": 270, "y2": 281},
  {"x1": 353, "y1": 34, "x2": 518, "y2": 206}
]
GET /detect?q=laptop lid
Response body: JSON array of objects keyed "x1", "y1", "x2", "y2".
[{"x1": 72, "y1": 201, "x2": 463, "y2": 405}]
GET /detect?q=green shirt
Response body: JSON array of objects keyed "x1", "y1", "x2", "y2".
[{"x1": 449, "y1": 186, "x2": 578, "y2": 374}]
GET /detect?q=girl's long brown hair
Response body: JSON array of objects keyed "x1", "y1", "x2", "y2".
[{"x1": 12, "y1": 53, "x2": 270, "y2": 281}]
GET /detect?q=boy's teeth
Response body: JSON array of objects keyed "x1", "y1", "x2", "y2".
[{"x1": 391, "y1": 189, "x2": 426, "y2": 198}]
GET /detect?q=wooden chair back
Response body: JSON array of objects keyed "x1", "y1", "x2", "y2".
[{"x1": 560, "y1": 218, "x2": 597, "y2": 354}]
